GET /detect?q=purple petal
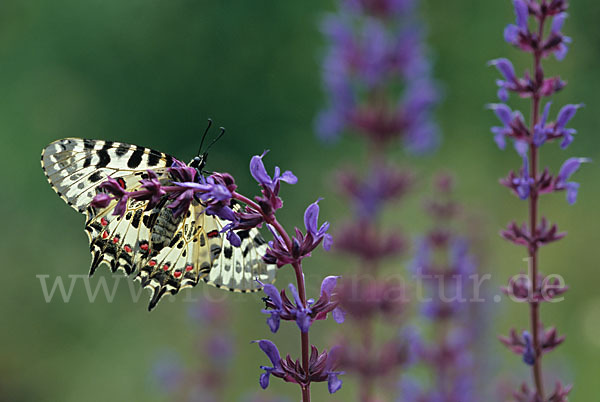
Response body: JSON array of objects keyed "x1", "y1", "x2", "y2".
[
  {"x1": 254, "y1": 340, "x2": 281, "y2": 368},
  {"x1": 250, "y1": 151, "x2": 272, "y2": 186},
  {"x1": 323, "y1": 233, "x2": 333, "y2": 251},
  {"x1": 320, "y1": 276, "x2": 339, "y2": 297},
  {"x1": 98, "y1": 176, "x2": 127, "y2": 197},
  {"x1": 296, "y1": 311, "x2": 312, "y2": 333},
  {"x1": 113, "y1": 196, "x2": 129, "y2": 217},
  {"x1": 556, "y1": 104, "x2": 583, "y2": 129},
  {"x1": 304, "y1": 199, "x2": 322, "y2": 235},
  {"x1": 552, "y1": 12, "x2": 567, "y2": 34},
  {"x1": 259, "y1": 372, "x2": 270, "y2": 389},
  {"x1": 554, "y1": 41, "x2": 570, "y2": 61},
  {"x1": 491, "y1": 127, "x2": 507, "y2": 150},
  {"x1": 317, "y1": 221, "x2": 331, "y2": 237},
  {"x1": 209, "y1": 205, "x2": 236, "y2": 222},
  {"x1": 522, "y1": 331, "x2": 535, "y2": 365},
  {"x1": 288, "y1": 283, "x2": 304, "y2": 308},
  {"x1": 498, "y1": 87, "x2": 509, "y2": 102},
  {"x1": 263, "y1": 284, "x2": 283, "y2": 309},
  {"x1": 514, "y1": 139, "x2": 528, "y2": 157},
  {"x1": 332, "y1": 307, "x2": 345, "y2": 324},
  {"x1": 558, "y1": 157, "x2": 590, "y2": 182},
  {"x1": 488, "y1": 103, "x2": 512, "y2": 126},
  {"x1": 266, "y1": 313, "x2": 280, "y2": 333},
  {"x1": 325, "y1": 345, "x2": 342, "y2": 370},
  {"x1": 565, "y1": 182, "x2": 580, "y2": 205},
  {"x1": 209, "y1": 184, "x2": 232, "y2": 201},
  {"x1": 540, "y1": 101, "x2": 552, "y2": 126},
  {"x1": 279, "y1": 170, "x2": 298, "y2": 185},
  {"x1": 328, "y1": 373, "x2": 343, "y2": 394},
  {"x1": 560, "y1": 129, "x2": 575, "y2": 149},
  {"x1": 514, "y1": 0, "x2": 529, "y2": 30},
  {"x1": 90, "y1": 193, "x2": 112, "y2": 209},
  {"x1": 504, "y1": 24, "x2": 519, "y2": 44},
  {"x1": 226, "y1": 230, "x2": 241, "y2": 247},
  {"x1": 488, "y1": 58, "x2": 516, "y2": 82}
]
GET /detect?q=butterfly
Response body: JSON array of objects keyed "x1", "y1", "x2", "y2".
[{"x1": 41, "y1": 137, "x2": 277, "y2": 310}]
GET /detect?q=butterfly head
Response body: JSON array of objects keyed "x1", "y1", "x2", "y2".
[
  {"x1": 189, "y1": 119, "x2": 225, "y2": 174},
  {"x1": 189, "y1": 153, "x2": 208, "y2": 170}
]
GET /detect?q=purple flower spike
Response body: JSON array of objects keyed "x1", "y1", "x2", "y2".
[
  {"x1": 493, "y1": 0, "x2": 579, "y2": 397},
  {"x1": 555, "y1": 157, "x2": 590, "y2": 204}
]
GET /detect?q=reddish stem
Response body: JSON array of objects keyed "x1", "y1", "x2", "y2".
[
  {"x1": 233, "y1": 192, "x2": 311, "y2": 402},
  {"x1": 527, "y1": 15, "x2": 546, "y2": 400}
]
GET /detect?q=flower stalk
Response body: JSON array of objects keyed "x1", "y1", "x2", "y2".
[{"x1": 489, "y1": 1, "x2": 584, "y2": 400}]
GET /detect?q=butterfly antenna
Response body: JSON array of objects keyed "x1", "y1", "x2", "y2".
[
  {"x1": 197, "y1": 118, "x2": 213, "y2": 155},
  {"x1": 205, "y1": 127, "x2": 226, "y2": 152}
]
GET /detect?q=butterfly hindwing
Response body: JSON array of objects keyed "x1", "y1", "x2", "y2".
[{"x1": 205, "y1": 224, "x2": 276, "y2": 293}]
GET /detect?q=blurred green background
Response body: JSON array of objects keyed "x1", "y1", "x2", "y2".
[{"x1": 2, "y1": 0, "x2": 599, "y2": 400}]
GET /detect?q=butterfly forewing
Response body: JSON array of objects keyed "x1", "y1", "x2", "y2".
[
  {"x1": 41, "y1": 138, "x2": 277, "y2": 310},
  {"x1": 41, "y1": 138, "x2": 174, "y2": 212}
]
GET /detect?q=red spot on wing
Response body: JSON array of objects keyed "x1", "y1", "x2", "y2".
[
  {"x1": 100, "y1": 218, "x2": 108, "y2": 226},
  {"x1": 173, "y1": 271, "x2": 182, "y2": 278},
  {"x1": 113, "y1": 236, "x2": 120, "y2": 244},
  {"x1": 185, "y1": 265, "x2": 193, "y2": 272},
  {"x1": 124, "y1": 245, "x2": 132, "y2": 253},
  {"x1": 207, "y1": 230, "x2": 219, "y2": 238},
  {"x1": 102, "y1": 231, "x2": 108, "y2": 239},
  {"x1": 148, "y1": 260, "x2": 156, "y2": 267},
  {"x1": 140, "y1": 243, "x2": 149, "y2": 251},
  {"x1": 117, "y1": 178, "x2": 126, "y2": 189},
  {"x1": 163, "y1": 264, "x2": 169, "y2": 271}
]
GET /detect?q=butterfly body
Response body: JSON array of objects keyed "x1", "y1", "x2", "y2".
[{"x1": 41, "y1": 138, "x2": 276, "y2": 310}]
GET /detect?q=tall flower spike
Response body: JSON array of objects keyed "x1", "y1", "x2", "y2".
[{"x1": 492, "y1": 1, "x2": 581, "y2": 399}]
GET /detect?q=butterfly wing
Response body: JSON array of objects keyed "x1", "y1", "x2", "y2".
[
  {"x1": 204, "y1": 221, "x2": 276, "y2": 293},
  {"x1": 41, "y1": 138, "x2": 174, "y2": 212},
  {"x1": 85, "y1": 194, "x2": 224, "y2": 310}
]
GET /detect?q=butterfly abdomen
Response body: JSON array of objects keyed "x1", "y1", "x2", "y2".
[{"x1": 150, "y1": 207, "x2": 183, "y2": 253}]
